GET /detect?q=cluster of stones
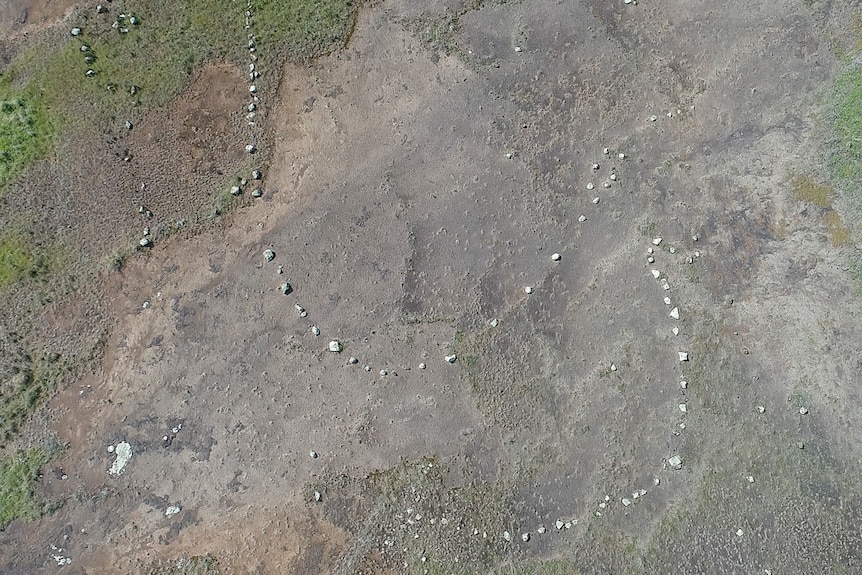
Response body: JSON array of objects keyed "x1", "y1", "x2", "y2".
[{"x1": 71, "y1": 5, "x2": 139, "y2": 78}]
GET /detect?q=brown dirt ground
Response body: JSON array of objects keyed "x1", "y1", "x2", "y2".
[{"x1": 3, "y1": 0, "x2": 862, "y2": 573}]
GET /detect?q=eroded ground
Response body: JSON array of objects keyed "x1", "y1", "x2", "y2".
[{"x1": 3, "y1": 0, "x2": 862, "y2": 573}]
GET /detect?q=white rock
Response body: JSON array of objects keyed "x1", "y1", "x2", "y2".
[
  {"x1": 551, "y1": 252, "x2": 561, "y2": 261},
  {"x1": 672, "y1": 327, "x2": 679, "y2": 336},
  {"x1": 603, "y1": 181, "x2": 611, "y2": 188},
  {"x1": 328, "y1": 340, "x2": 342, "y2": 353},
  {"x1": 668, "y1": 455, "x2": 682, "y2": 469},
  {"x1": 647, "y1": 256, "x2": 654, "y2": 263},
  {"x1": 514, "y1": 46, "x2": 522, "y2": 53},
  {"x1": 379, "y1": 369, "x2": 388, "y2": 376},
  {"x1": 592, "y1": 163, "x2": 600, "y2": 170},
  {"x1": 524, "y1": 286, "x2": 533, "y2": 294},
  {"x1": 610, "y1": 363, "x2": 617, "y2": 372},
  {"x1": 445, "y1": 354, "x2": 457, "y2": 364},
  {"x1": 649, "y1": 115, "x2": 658, "y2": 122},
  {"x1": 348, "y1": 357, "x2": 358, "y2": 364},
  {"x1": 249, "y1": 84, "x2": 257, "y2": 93},
  {"x1": 799, "y1": 407, "x2": 809, "y2": 415},
  {"x1": 490, "y1": 318, "x2": 499, "y2": 327},
  {"x1": 231, "y1": 185, "x2": 241, "y2": 196},
  {"x1": 521, "y1": 532, "x2": 530, "y2": 542},
  {"x1": 108, "y1": 442, "x2": 133, "y2": 475},
  {"x1": 555, "y1": 520, "x2": 564, "y2": 530},
  {"x1": 419, "y1": 362, "x2": 426, "y2": 370},
  {"x1": 679, "y1": 404, "x2": 687, "y2": 413},
  {"x1": 618, "y1": 153, "x2": 626, "y2": 160},
  {"x1": 311, "y1": 325, "x2": 320, "y2": 336},
  {"x1": 661, "y1": 280, "x2": 670, "y2": 290},
  {"x1": 622, "y1": 498, "x2": 632, "y2": 506},
  {"x1": 139, "y1": 238, "x2": 151, "y2": 247},
  {"x1": 747, "y1": 475, "x2": 755, "y2": 483},
  {"x1": 586, "y1": 182, "x2": 595, "y2": 190},
  {"x1": 664, "y1": 297, "x2": 672, "y2": 305},
  {"x1": 310, "y1": 451, "x2": 318, "y2": 459},
  {"x1": 669, "y1": 246, "x2": 676, "y2": 254},
  {"x1": 593, "y1": 197, "x2": 600, "y2": 204},
  {"x1": 246, "y1": 144, "x2": 257, "y2": 154},
  {"x1": 670, "y1": 307, "x2": 679, "y2": 319},
  {"x1": 678, "y1": 351, "x2": 689, "y2": 362},
  {"x1": 652, "y1": 237, "x2": 662, "y2": 246},
  {"x1": 736, "y1": 529, "x2": 744, "y2": 537},
  {"x1": 314, "y1": 491, "x2": 322, "y2": 501},
  {"x1": 680, "y1": 380, "x2": 687, "y2": 389},
  {"x1": 294, "y1": 303, "x2": 305, "y2": 314},
  {"x1": 107, "y1": 445, "x2": 115, "y2": 453},
  {"x1": 71, "y1": 27, "x2": 82, "y2": 36},
  {"x1": 81, "y1": 45, "x2": 90, "y2": 52},
  {"x1": 603, "y1": 147, "x2": 610, "y2": 155},
  {"x1": 647, "y1": 247, "x2": 654, "y2": 254},
  {"x1": 537, "y1": 526, "x2": 546, "y2": 534},
  {"x1": 503, "y1": 531, "x2": 511, "y2": 541},
  {"x1": 610, "y1": 173, "x2": 617, "y2": 181},
  {"x1": 578, "y1": 215, "x2": 587, "y2": 222},
  {"x1": 756, "y1": 405, "x2": 766, "y2": 414},
  {"x1": 263, "y1": 249, "x2": 275, "y2": 261},
  {"x1": 651, "y1": 269, "x2": 661, "y2": 279},
  {"x1": 165, "y1": 506, "x2": 181, "y2": 517}
]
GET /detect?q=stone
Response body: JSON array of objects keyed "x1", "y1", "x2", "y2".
[
  {"x1": 419, "y1": 362, "x2": 426, "y2": 369},
  {"x1": 593, "y1": 197, "x2": 600, "y2": 204},
  {"x1": 647, "y1": 247, "x2": 654, "y2": 254},
  {"x1": 125, "y1": 120, "x2": 133, "y2": 130},
  {"x1": 661, "y1": 279, "x2": 670, "y2": 290},
  {"x1": 652, "y1": 237, "x2": 662, "y2": 245},
  {"x1": 263, "y1": 249, "x2": 275, "y2": 262},
  {"x1": 678, "y1": 351, "x2": 689, "y2": 362},
  {"x1": 379, "y1": 369, "x2": 388, "y2": 376},
  {"x1": 129, "y1": 16, "x2": 138, "y2": 25},
  {"x1": 310, "y1": 451, "x2": 318, "y2": 459},
  {"x1": 603, "y1": 147, "x2": 610, "y2": 155},
  {"x1": 668, "y1": 455, "x2": 682, "y2": 469},
  {"x1": 230, "y1": 185, "x2": 241, "y2": 196},
  {"x1": 797, "y1": 441, "x2": 805, "y2": 449},
  {"x1": 348, "y1": 357, "x2": 358, "y2": 364},
  {"x1": 86, "y1": 69, "x2": 95, "y2": 77},
  {"x1": 249, "y1": 103, "x2": 257, "y2": 112},
  {"x1": 578, "y1": 215, "x2": 587, "y2": 222},
  {"x1": 537, "y1": 526, "x2": 546, "y2": 534},
  {"x1": 165, "y1": 506, "x2": 181, "y2": 517},
  {"x1": 622, "y1": 498, "x2": 632, "y2": 506},
  {"x1": 747, "y1": 475, "x2": 755, "y2": 483},
  {"x1": 445, "y1": 354, "x2": 457, "y2": 364},
  {"x1": 514, "y1": 46, "x2": 522, "y2": 53},
  {"x1": 736, "y1": 529, "x2": 744, "y2": 537},
  {"x1": 664, "y1": 297, "x2": 672, "y2": 305},
  {"x1": 252, "y1": 169, "x2": 262, "y2": 179},
  {"x1": 490, "y1": 318, "x2": 499, "y2": 327},
  {"x1": 618, "y1": 152, "x2": 626, "y2": 160},
  {"x1": 586, "y1": 182, "x2": 595, "y2": 190},
  {"x1": 647, "y1": 256, "x2": 654, "y2": 263},
  {"x1": 521, "y1": 532, "x2": 530, "y2": 542},
  {"x1": 280, "y1": 283, "x2": 293, "y2": 295},
  {"x1": 314, "y1": 491, "x2": 322, "y2": 501},
  {"x1": 524, "y1": 286, "x2": 533, "y2": 294},
  {"x1": 551, "y1": 252, "x2": 561, "y2": 261},
  {"x1": 649, "y1": 115, "x2": 658, "y2": 122},
  {"x1": 109, "y1": 442, "x2": 133, "y2": 475},
  {"x1": 97, "y1": 4, "x2": 106, "y2": 13},
  {"x1": 246, "y1": 144, "x2": 257, "y2": 154},
  {"x1": 328, "y1": 341, "x2": 342, "y2": 353},
  {"x1": 249, "y1": 84, "x2": 257, "y2": 93},
  {"x1": 672, "y1": 327, "x2": 679, "y2": 335},
  {"x1": 311, "y1": 325, "x2": 320, "y2": 336},
  {"x1": 651, "y1": 269, "x2": 661, "y2": 279},
  {"x1": 610, "y1": 173, "x2": 617, "y2": 181},
  {"x1": 603, "y1": 181, "x2": 611, "y2": 188},
  {"x1": 276, "y1": 265, "x2": 284, "y2": 274},
  {"x1": 756, "y1": 405, "x2": 766, "y2": 414},
  {"x1": 679, "y1": 404, "x2": 687, "y2": 413},
  {"x1": 252, "y1": 188, "x2": 262, "y2": 198},
  {"x1": 503, "y1": 531, "x2": 512, "y2": 542},
  {"x1": 610, "y1": 364, "x2": 617, "y2": 372},
  {"x1": 799, "y1": 407, "x2": 808, "y2": 415},
  {"x1": 71, "y1": 27, "x2": 81, "y2": 36},
  {"x1": 592, "y1": 163, "x2": 600, "y2": 170},
  {"x1": 139, "y1": 237, "x2": 151, "y2": 247},
  {"x1": 680, "y1": 380, "x2": 687, "y2": 389},
  {"x1": 670, "y1": 307, "x2": 679, "y2": 319}
]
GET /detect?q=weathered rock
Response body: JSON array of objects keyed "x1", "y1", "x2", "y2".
[
  {"x1": 670, "y1": 307, "x2": 679, "y2": 319},
  {"x1": 263, "y1": 249, "x2": 275, "y2": 262},
  {"x1": 165, "y1": 505, "x2": 181, "y2": 517},
  {"x1": 329, "y1": 340, "x2": 342, "y2": 353},
  {"x1": 348, "y1": 357, "x2": 359, "y2": 365},
  {"x1": 109, "y1": 442, "x2": 132, "y2": 475},
  {"x1": 71, "y1": 27, "x2": 81, "y2": 36},
  {"x1": 668, "y1": 455, "x2": 682, "y2": 469},
  {"x1": 551, "y1": 252, "x2": 561, "y2": 261},
  {"x1": 678, "y1": 351, "x2": 689, "y2": 362},
  {"x1": 245, "y1": 144, "x2": 257, "y2": 154},
  {"x1": 280, "y1": 283, "x2": 292, "y2": 295},
  {"x1": 445, "y1": 354, "x2": 457, "y2": 364},
  {"x1": 252, "y1": 188, "x2": 262, "y2": 197}
]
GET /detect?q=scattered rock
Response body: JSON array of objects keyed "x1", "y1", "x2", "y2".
[
  {"x1": 328, "y1": 340, "x2": 342, "y2": 353},
  {"x1": 490, "y1": 318, "x2": 499, "y2": 327},
  {"x1": 524, "y1": 286, "x2": 533, "y2": 294},
  {"x1": 555, "y1": 520, "x2": 564, "y2": 530},
  {"x1": 165, "y1": 506, "x2": 181, "y2": 517},
  {"x1": 679, "y1": 404, "x2": 687, "y2": 413},
  {"x1": 86, "y1": 69, "x2": 95, "y2": 77},
  {"x1": 593, "y1": 197, "x2": 600, "y2": 204},
  {"x1": 379, "y1": 368, "x2": 388, "y2": 377},
  {"x1": 311, "y1": 325, "x2": 320, "y2": 336},
  {"x1": 310, "y1": 451, "x2": 318, "y2": 459},
  {"x1": 747, "y1": 475, "x2": 755, "y2": 483},
  {"x1": 537, "y1": 526, "x2": 546, "y2": 534},
  {"x1": 277, "y1": 283, "x2": 292, "y2": 296},
  {"x1": 503, "y1": 531, "x2": 512, "y2": 542},
  {"x1": 670, "y1": 307, "x2": 679, "y2": 319},
  {"x1": 246, "y1": 144, "x2": 257, "y2": 154},
  {"x1": 551, "y1": 252, "x2": 561, "y2": 261},
  {"x1": 651, "y1": 269, "x2": 661, "y2": 279},
  {"x1": 252, "y1": 169, "x2": 262, "y2": 179},
  {"x1": 578, "y1": 215, "x2": 587, "y2": 222},
  {"x1": 71, "y1": 27, "x2": 81, "y2": 36},
  {"x1": 445, "y1": 354, "x2": 457, "y2": 364},
  {"x1": 231, "y1": 185, "x2": 242, "y2": 196},
  {"x1": 668, "y1": 455, "x2": 682, "y2": 469},
  {"x1": 799, "y1": 407, "x2": 809, "y2": 415},
  {"x1": 586, "y1": 182, "x2": 595, "y2": 190},
  {"x1": 680, "y1": 380, "x2": 687, "y2": 389},
  {"x1": 663, "y1": 297, "x2": 672, "y2": 305},
  {"x1": 678, "y1": 351, "x2": 689, "y2": 362},
  {"x1": 649, "y1": 115, "x2": 658, "y2": 122},
  {"x1": 314, "y1": 491, "x2": 322, "y2": 502},
  {"x1": 756, "y1": 405, "x2": 766, "y2": 414},
  {"x1": 622, "y1": 498, "x2": 632, "y2": 506},
  {"x1": 672, "y1": 327, "x2": 679, "y2": 335},
  {"x1": 252, "y1": 188, "x2": 262, "y2": 198},
  {"x1": 263, "y1": 249, "x2": 275, "y2": 262},
  {"x1": 139, "y1": 237, "x2": 151, "y2": 247},
  {"x1": 419, "y1": 362, "x2": 426, "y2": 369},
  {"x1": 652, "y1": 237, "x2": 662, "y2": 246},
  {"x1": 521, "y1": 532, "x2": 530, "y2": 542},
  {"x1": 797, "y1": 441, "x2": 805, "y2": 449}
]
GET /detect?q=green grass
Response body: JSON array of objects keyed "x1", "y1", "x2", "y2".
[
  {"x1": 0, "y1": 447, "x2": 51, "y2": 530},
  {"x1": 0, "y1": 229, "x2": 49, "y2": 289},
  {"x1": 830, "y1": 59, "x2": 862, "y2": 204},
  {"x1": 0, "y1": 81, "x2": 54, "y2": 191}
]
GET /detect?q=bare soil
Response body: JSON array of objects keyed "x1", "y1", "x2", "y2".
[{"x1": 3, "y1": 0, "x2": 862, "y2": 573}]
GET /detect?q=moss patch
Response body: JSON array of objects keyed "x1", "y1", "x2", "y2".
[{"x1": 0, "y1": 448, "x2": 51, "y2": 530}]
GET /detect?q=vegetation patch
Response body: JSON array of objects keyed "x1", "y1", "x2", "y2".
[
  {"x1": 0, "y1": 229, "x2": 49, "y2": 289},
  {"x1": 0, "y1": 83, "x2": 53, "y2": 191},
  {"x1": 791, "y1": 175, "x2": 833, "y2": 209},
  {"x1": 0, "y1": 447, "x2": 51, "y2": 530},
  {"x1": 825, "y1": 210, "x2": 852, "y2": 247}
]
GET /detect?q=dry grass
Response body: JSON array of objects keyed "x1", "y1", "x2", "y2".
[
  {"x1": 791, "y1": 175, "x2": 834, "y2": 209},
  {"x1": 825, "y1": 210, "x2": 852, "y2": 247}
]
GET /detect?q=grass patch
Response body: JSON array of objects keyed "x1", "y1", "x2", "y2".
[
  {"x1": 0, "y1": 81, "x2": 53, "y2": 191},
  {"x1": 0, "y1": 228, "x2": 49, "y2": 289},
  {"x1": 0, "y1": 447, "x2": 51, "y2": 530},
  {"x1": 831, "y1": 61, "x2": 862, "y2": 186},
  {"x1": 791, "y1": 175, "x2": 834, "y2": 209},
  {"x1": 825, "y1": 210, "x2": 852, "y2": 246}
]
